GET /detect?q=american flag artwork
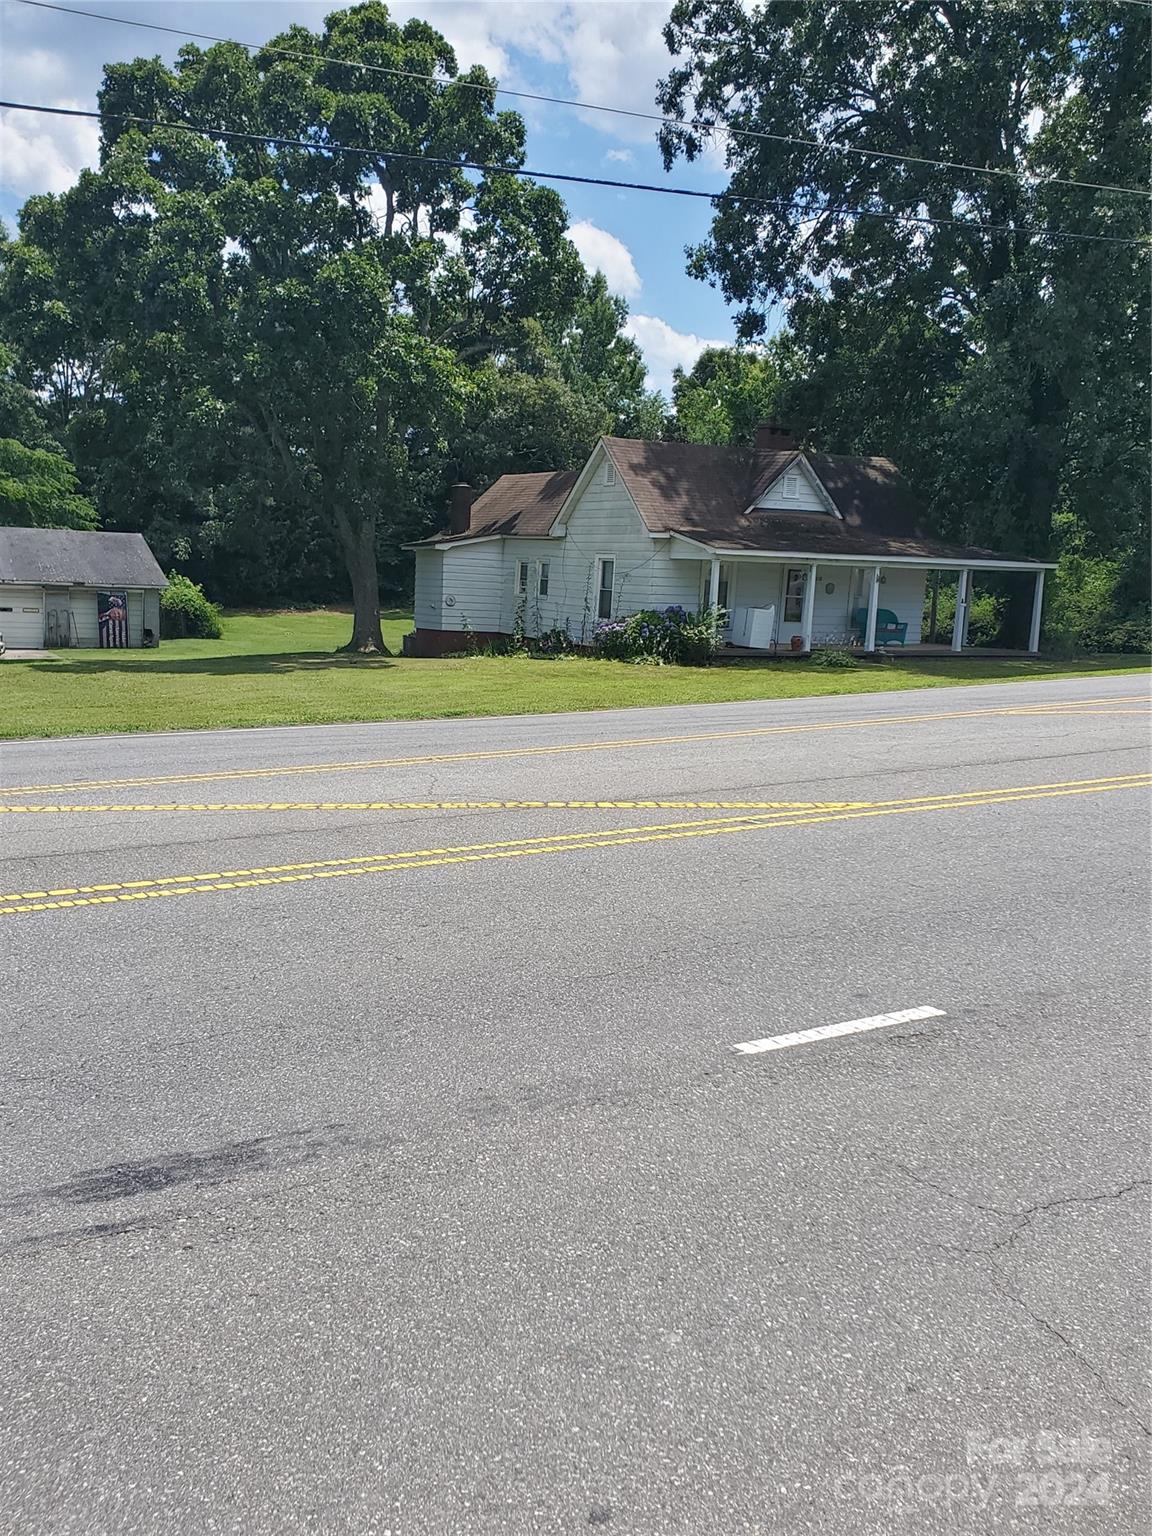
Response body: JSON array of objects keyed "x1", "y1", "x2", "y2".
[{"x1": 97, "y1": 591, "x2": 129, "y2": 648}]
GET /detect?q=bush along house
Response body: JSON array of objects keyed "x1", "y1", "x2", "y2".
[{"x1": 404, "y1": 426, "x2": 1054, "y2": 658}]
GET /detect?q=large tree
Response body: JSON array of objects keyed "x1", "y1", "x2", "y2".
[
  {"x1": 1, "y1": 3, "x2": 595, "y2": 650},
  {"x1": 658, "y1": 0, "x2": 1149, "y2": 634},
  {"x1": 0, "y1": 340, "x2": 97, "y2": 529},
  {"x1": 669, "y1": 343, "x2": 790, "y2": 445}
]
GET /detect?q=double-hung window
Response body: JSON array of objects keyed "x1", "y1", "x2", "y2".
[
  {"x1": 517, "y1": 560, "x2": 530, "y2": 596},
  {"x1": 538, "y1": 561, "x2": 550, "y2": 598},
  {"x1": 596, "y1": 558, "x2": 615, "y2": 621}
]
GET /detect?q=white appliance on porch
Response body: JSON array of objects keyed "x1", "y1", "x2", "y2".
[{"x1": 728, "y1": 604, "x2": 777, "y2": 650}]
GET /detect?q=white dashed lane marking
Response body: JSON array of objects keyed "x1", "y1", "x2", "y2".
[{"x1": 733, "y1": 1005, "x2": 947, "y2": 1055}]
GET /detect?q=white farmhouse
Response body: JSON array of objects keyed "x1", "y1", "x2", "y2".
[{"x1": 405, "y1": 425, "x2": 1053, "y2": 657}]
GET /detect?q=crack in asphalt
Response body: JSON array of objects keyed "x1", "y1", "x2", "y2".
[
  {"x1": 881, "y1": 1159, "x2": 1152, "y2": 1436},
  {"x1": 986, "y1": 1266, "x2": 1152, "y2": 1438}
]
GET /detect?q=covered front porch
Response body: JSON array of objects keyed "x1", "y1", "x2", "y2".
[{"x1": 680, "y1": 544, "x2": 1054, "y2": 656}]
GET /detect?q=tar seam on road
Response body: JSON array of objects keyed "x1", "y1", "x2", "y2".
[
  {"x1": 0, "y1": 772, "x2": 1146, "y2": 817},
  {"x1": 733, "y1": 1006, "x2": 948, "y2": 1055},
  {"x1": 3, "y1": 696, "x2": 1146, "y2": 795},
  {"x1": 1, "y1": 776, "x2": 1147, "y2": 919}
]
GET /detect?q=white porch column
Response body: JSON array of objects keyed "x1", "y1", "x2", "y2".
[
  {"x1": 863, "y1": 566, "x2": 881, "y2": 651},
  {"x1": 952, "y1": 569, "x2": 971, "y2": 652},
  {"x1": 707, "y1": 556, "x2": 721, "y2": 640},
  {"x1": 799, "y1": 561, "x2": 818, "y2": 652},
  {"x1": 1028, "y1": 569, "x2": 1046, "y2": 653},
  {"x1": 707, "y1": 556, "x2": 721, "y2": 610}
]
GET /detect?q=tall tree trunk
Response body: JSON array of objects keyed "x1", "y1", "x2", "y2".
[{"x1": 332, "y1": 505, "x2": 388, "y2": 654}]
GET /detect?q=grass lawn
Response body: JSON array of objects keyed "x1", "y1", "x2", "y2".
[{"x1": 3, "y1": 607, "x2": 1148, "y2": 740}]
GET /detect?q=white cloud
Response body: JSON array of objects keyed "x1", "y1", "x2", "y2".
[
  {"x1": 568, "y1": 219, "x2": 641, "y2": 297},
  {"x1": 605, "y1": 148, "x2": 633, "y2": 164},
  {"x1": 558, "y1": 4, "x2": 680, "y2": 145},
  {"x1": 625, "y1": 313, "x2": 729, "y2": 397},
  {"x1": 393, "y1": 1, "x2": 681, "y2": 149},
  {"x1": 0, "y1": 102, "x2": 100, "y2": 198}
]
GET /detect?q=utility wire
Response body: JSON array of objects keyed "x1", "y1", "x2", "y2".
[
  {"x1": 1, "y1": 98, "x2": 1146, "y2": 249},
  {"x1": 10, "y1": 0, "x2": 1150, "y2": 201}
]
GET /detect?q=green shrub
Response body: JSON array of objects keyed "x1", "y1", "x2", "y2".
[
  {"x1": 1047, "y1": 555, "x2": 1150, "y2": 654},
  {"x1": 810, "y1": 647, "x2": 860, "y2": 669},
  {"x1": 533, "y1": 626, "x2": 576, "y2": 656},
  {"x1": 593, "y1": 605, "x2": 723, "y2": 666},
  {"x1": 1076, "y1": 615, "x2": 1151, "y2": 655},
  {"x1": 924, "y1": 583, "x2": 1003, "y2": 647},
  {"x1": 161, "y1": 572, "x2": 223, "y2": 639}
]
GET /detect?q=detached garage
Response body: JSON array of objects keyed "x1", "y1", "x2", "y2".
[{"x1": 0, "y1": 528, "x2": 167, "y2": 650}]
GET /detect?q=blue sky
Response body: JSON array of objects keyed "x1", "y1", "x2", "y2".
[{"x1": 0, "y1": 0, "x2": 752, "y2": 395}]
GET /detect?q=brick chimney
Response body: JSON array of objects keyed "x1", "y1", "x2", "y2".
[
  {"x1": 447, "y1": 482, "x2": 474, "y2": 535},
  {"x1": 754, "y1": 421, "x2": 798, "y2": 453}
]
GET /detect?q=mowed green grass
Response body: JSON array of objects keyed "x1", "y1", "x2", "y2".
[{"x1": 2, "y1": 608, "x2": 1147, "y2": 739}]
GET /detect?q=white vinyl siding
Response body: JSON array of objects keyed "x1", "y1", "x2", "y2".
[
  {"x1": 0, "y1": 586, "x2": 161, "y2": 649},
  {"x1": 412, "y1": 548, "x2": 443, "y2": 629},
  {"x1": 870, "y1": 567, "x2": 926, "y2": 644},
  {"x1": 756, "y1": 459, "x2": 830, "y2": 513},
  {"x1": 501, "y1": 463, "x2": 696, "y2": 641},
  {"x1": 68, "y1": 588, "x2": 147, "y2": 648},
  {"x1": 436, "y1": 543, "x2": 503, "y2": 632},
  {"x1": 0, "y1": 587, "x2": 45, "y2": 648}
]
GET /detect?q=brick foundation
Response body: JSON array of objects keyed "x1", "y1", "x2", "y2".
[{"x1": 403, "y1": 627, "x2": 510, "y2": 658}]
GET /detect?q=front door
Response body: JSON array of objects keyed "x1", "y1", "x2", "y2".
[{"x1": 774, "y1": 565, "x2": 809, "y2": 648}]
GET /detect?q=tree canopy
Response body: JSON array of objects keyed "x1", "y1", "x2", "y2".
[
  {"x1": 0, "y1": 2, "x2": 657, "y2": 647},
  {"x1": 669, "y1": 343, "x2": 789, "y2": 445},
  {"x1": 0, "y1": 341, "x2": 97, "y2": 529}
]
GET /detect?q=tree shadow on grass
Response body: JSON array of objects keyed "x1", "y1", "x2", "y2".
[{"x1": 22, "y1": 650, "x2": 397, "y2": 677}]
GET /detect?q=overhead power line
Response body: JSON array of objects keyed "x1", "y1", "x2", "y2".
[
  {"x1": 1, "y1": 99, "x2": 1146, "y2": 250},
  {"x1": 11, "y1": 0, "x2": 1151, "y2": 201}
]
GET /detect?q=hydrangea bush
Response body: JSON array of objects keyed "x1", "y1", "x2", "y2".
[{"x1": 593, "y1": 605, "x2": 724, "y2": 667}]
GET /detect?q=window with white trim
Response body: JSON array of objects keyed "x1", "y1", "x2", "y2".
[
  {"x1": 538, "y1": 561, "x2": 550, "y2": 597},
  {"x1": 783, "y1": 566, "x2": 807, "y2": 623},
  {"x1": 701, "y1": 562, "x2": 731, "y2": 612},
  {"x1": 596, "y1": 558, "x2": 615, "y2": 620},
  {"x1": 517, "y1": 560, "x2": 530, "y2": 596}
]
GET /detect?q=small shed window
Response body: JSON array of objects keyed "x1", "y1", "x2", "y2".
[
  {"x1": 596, "y1": 558, "x2": 615, "y2": 620},
  {"x1": 538, "y1": 561, "x2": 550, "y2": 597},
  {"x1": 517, "y1": 560, "x2": 530, "y2": 596}
]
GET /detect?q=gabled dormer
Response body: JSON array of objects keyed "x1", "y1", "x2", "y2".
[{"x1": 750, "y1": 452, "x2": 842, "y2": 518}]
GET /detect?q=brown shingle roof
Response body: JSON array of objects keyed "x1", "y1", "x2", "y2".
[
  {"x1": 409, "y1": 470, "x2": 578, "y2": 545},
  {"x1": 415, "y1": 439, "x2": 1047, "y2": 564}
]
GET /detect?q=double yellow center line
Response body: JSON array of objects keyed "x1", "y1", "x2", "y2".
[{"x1": 2, "y1": 773, "x2": 1147, "y2": 920}]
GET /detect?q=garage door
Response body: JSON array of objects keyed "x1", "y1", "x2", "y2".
[{"x1": 0, "y1": 588, "x2": 45, "y2": 648}]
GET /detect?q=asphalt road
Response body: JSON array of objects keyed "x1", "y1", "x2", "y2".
[{"x1": 1, "y1": 675, "x2": 1149, "y2": 1536}]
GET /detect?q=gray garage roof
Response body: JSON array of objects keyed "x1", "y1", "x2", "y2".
[{"x1": 0, "y1": 528, "x2": 168, "y2": 588}]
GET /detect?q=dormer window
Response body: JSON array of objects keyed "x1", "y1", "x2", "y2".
[{"x1": 782, "y1": 472, "x2": 800, "y2": 499}]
